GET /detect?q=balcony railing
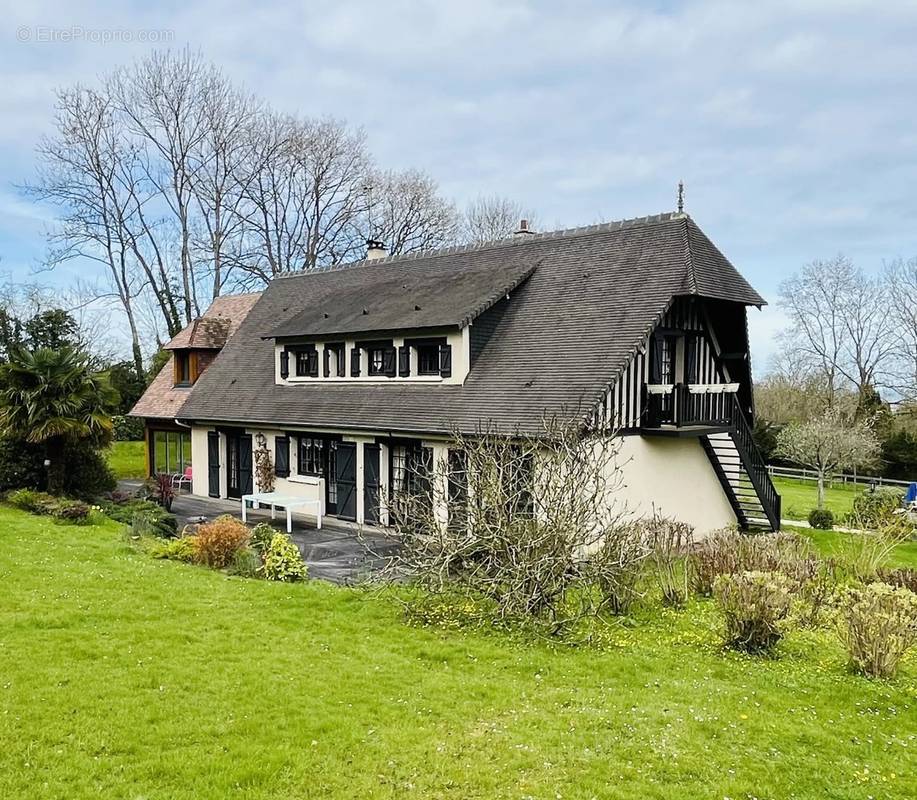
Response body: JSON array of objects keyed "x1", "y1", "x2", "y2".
[{"x1": 644, "y1": 382, "x2": 739, "y2": 429}]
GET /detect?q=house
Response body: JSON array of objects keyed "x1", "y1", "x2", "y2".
[
  {"x1": 130, "y1": 293, "x2": 261, "y2": 480},
  {"x1": 130, "y1": 211, "x2": 781, "y2": 533}
]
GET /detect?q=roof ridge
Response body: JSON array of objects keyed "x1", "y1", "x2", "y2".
[
  {"x1": 678, "y1": 214, "x2": 699, "y2": 295},
  {"x1": 271, "y1": 211, "x2": 684, "y2": 281}
]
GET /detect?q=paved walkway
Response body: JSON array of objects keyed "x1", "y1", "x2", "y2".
[{"x1": 120, "y1": 482, "x2": 399, "y2": 584}]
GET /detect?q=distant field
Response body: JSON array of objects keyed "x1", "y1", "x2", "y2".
[{"x1": 106, "y1": 440, "x2": 146, "y2": 480}]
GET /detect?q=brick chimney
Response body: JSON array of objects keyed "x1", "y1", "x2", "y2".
[{"x1": 513, "y1": 219, "x2": 535, "y2": 237}]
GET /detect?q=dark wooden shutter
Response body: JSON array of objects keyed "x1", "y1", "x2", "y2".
[
  {"x1": 383, "y1": 347, "x2": 396, "y2": 377},
  {"x1": 275, "y1": 436, "x2": 290, "y2": 478},
  {"x1": 350, "y1": 347, "x2": 361, "y2": 377},
  {"x1": 363, "y1": 443, "x2": 381, "y2": 525},
  {"x1": 239, "y1": 435, "x2": 253, "y2": 495},
  {"x1": 280, "y1": 348, "x2": 290, "y2": 379},
  {"x1": 323, "y1": 347, "x2": 331, "y2": 377},
  {"x1": 439, "y1": 344, "x2": 452, "y2": 378},
  {"x1": 308, "y1": 349, "x2": 319, "y2": 377},
  {"x1": 207, "y1": 432, "x2": 220, "y2": 498},
  {"x1": 398, "y1": 345, "x2": 411, "y2": 377}
]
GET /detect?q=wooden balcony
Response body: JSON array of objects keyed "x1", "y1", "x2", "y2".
[{"x1": 641, "y1": 382, "x2": 740, "y2": 435}]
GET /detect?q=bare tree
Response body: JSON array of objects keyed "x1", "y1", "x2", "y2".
[
  {"x1": 460, "y1": 194, "x2": 538, "y2": 245},
  {"x1": 366, "y1": 168, "x2": 458, "y2": 256},
  {"x1": 383, "y1": 418, "x2": 635, "y2": 632},
  {"x1": 27, "y1": 86, "x2": 147, "y2": 376},
  {"x1": 778, "y1": 256, "x2": 894, "y2": 404},
  {"x1": 110, "y1": 48, "x2": 219, "y2": 323},
  {"x1": 885, "y1": 258, "x2": 917, "y2": 403},
  {"x1": 774, "y1": 408, "x2": 880, "y2": 508}
]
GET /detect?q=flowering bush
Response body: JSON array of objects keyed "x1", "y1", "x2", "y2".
[
  {"x1": 714, "y1": 571, "x2": 793, "y2": 652},
  {"x1": 194, "y1": 515, "x2": 251, "y2": 568},
  {"x1": 848, "y1": 488, "x2": 905, "y2": 529},
  {"x1": 260, "y1": 533, "x2": 307, "y2": 582},
  {"x1": 838, "y1": 582, "x2": 917, "y2": 679}
]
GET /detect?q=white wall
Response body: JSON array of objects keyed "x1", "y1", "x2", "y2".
[{"x1": 615, "y1": 435, "x2": 736, "y2": 535}]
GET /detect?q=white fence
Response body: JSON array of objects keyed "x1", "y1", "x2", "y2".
[{"x1": 767, "y1": 465, "x2": 913, "y2": 489}]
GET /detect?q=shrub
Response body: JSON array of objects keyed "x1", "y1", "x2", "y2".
[
  {"x1": 852, "y1": 521, "x2": 913, "y2": 582},
  {"x1": 808, "y1": 508, "x2": 834, "y2": 530},
  {"x1": 151, "y1": 536, "x2": 198, "y2": 562},
  {"x1": 0, "y1": 436, "x2": 45, "y2": 492},
  {"x1": 249, "y1": 522, "x2": 276, "y2": 555},
  {"x1": 101, "y1": 499, "x2": 177, "y2": 538},
  {"x1": 50, "y1": 499, "x2": 91, "y2": 524},
  {"x1": 875, "y1": 567, "x2": 917, "y2": 593},
  {"x1": 689, "y1": 529, "x2": 744, "y2": 596},
  {"x1": 838, "y1": 583, "x2": 917, "y2": 679},
  {"x1": 5, "y1": 488, "x2": 52, "y2": 513},
  {"x1": 194, "y1": 515, "x2": 251, "y2": 568},
  {"x1": 228, "y1": 547, "x2": 262, "y2": 578},
  {"x1": 260, "y1": 532, "x2": 307, "y2": 582},
  {"x1": 714, "y1": 571, "x2": 793, "y2": 652},
  {"x1": 588, "y1": 524, "x2": 649, "y2": 615},
  {"x1": 59, "y1": 446, "x2": 116, "y2": 499},
  {"x1": 642, "y1": 514, "x2": 693, "y2": 607},
  {"x1": 848, "y1": 488, "x2": 905, "y2": 529},
  {"x1": 112, "y1": 415, "x2": 144, "y2": 441}
]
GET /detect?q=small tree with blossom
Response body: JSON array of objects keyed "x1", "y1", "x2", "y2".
[{"x1": 775, "y1": 409, "x2": 880, "y2": 509}]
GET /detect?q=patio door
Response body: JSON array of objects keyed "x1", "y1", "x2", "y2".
[
  {"x1": 335, "y1": 442, "x2": 357, "y2": 521},
  {"x1": 226, "y1": 432, "x2": 253, "y2": 499}
]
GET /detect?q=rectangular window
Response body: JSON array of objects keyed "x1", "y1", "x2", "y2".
[
  {"x1": 175, "y1": 353, "x2": 191, "y2": 386},
  {"x1": 368, "y1": 348, "x2": 385, "y2": 376},
  {"x1": 417, "y1": 344, "x2": 440, "y2": 375},
  {"x1": 152, "y1": 430, "x2": 191, "y2": 476},
  {"x1": 295, "y1": 350, "x2": 310, "y2": 377},
  {"x1": 297, "y1": 436, "x2": 324, "y2": 476},
  {"x1": 324, "y1": 343, "x2": 345, "y2": 378}
]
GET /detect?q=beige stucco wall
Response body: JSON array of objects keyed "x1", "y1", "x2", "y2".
[{"x1": 615, "y1": 435, "x2": 737, "y2": 536}]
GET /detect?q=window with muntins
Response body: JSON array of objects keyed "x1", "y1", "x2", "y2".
[
  {"x1": 297, "y1": 437, "x2": 324, "y2": 475},
  {"x1": 368, "y1": 348, "x2": 385, "y2": 376},
  {"x1": 417, "y1": 344, "x2": 440, "y2": 375},
  {"x1": 295, "y1": 350, "x2": 310, "y2": 377}
]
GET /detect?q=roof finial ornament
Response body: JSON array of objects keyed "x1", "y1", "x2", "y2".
[{"x1": 677, "y1": 180, "x2": 685, "y2": 214}]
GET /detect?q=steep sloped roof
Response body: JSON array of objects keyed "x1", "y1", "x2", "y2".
[
  {"x1": 178, "y1": 213, "x2": 765, "y2": 435},
  {"x1": 268, "y1": 261, "x2": 536, "y2": 339},
  {"x1": 130, "y1": 293, "x2": 261, "y2": 420}
]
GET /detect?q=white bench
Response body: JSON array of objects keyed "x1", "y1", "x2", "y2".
[{"x1": 241, "y1": 492, "x2": 323, "y2": 533}]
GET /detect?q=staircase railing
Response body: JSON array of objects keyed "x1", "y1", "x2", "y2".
[{"x1": 723, "y1": 394, "x2": 782, "y2": 531}]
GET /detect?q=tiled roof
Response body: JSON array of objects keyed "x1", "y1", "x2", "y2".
[
  {"x1": 164, "y1": 293, "x2": 261, "y2": 349},
  {"x1": 268, "y1": 261, "x2": 536, "y2": 339},
  {"x1": 177, "y1": 213, "x2": 766, "y2": 436},
  {"x1": 130, "y1": 293, "x2": 261, "y2": 420}
]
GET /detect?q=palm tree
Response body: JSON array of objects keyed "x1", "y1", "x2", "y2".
[{"x1": 0, "y1": 346, "x2": 119, "y2": 494}]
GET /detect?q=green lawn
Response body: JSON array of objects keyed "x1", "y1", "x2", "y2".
[
  {"x1": 792, "y1": 525, "x2": 917, "y2": 569},
  {"x1": 773, "y1": 475, "x2": 866, "y2": 521},
  {"x1": 106, "y1": 439, "x2": 146, "y2": 480},
  {"x1": 1, "y1": 507, "x2": 915, "y2": 798}
]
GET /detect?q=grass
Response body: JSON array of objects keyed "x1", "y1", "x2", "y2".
[
  {"x1": 1, "y1": 508, "x2": 915, "y2": 798},
  {"x1": 773, "y1": 475, "x2": 867, "y2": 521},
  {"x1": 791, "y1": 525, "x2": 917, "y2": 569},
  {"x1": 105, "y1": 439, "x2": 146, "y2": 480}
]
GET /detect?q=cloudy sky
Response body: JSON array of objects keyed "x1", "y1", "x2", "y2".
[{"x1": 3, "y1": 0, "x2": 917, "y2": 368}]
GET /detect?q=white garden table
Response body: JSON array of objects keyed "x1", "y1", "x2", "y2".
[{"x1": 241, "y1": 492, "x2": 322, "y2": 533}]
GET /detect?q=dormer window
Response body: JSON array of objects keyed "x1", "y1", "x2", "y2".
[
  {"x1": 174, "y1": 351, "x2": 193, "y2": 387},
  {"x1": 323, "y1": 343, "x2": 345, "y2": 377},
  {"x1": 417, "y1": 344, "x2": 440, "y2": 376},
  {"x1": 369, "y1": 348, "x2": 385, "y2": 376}
]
